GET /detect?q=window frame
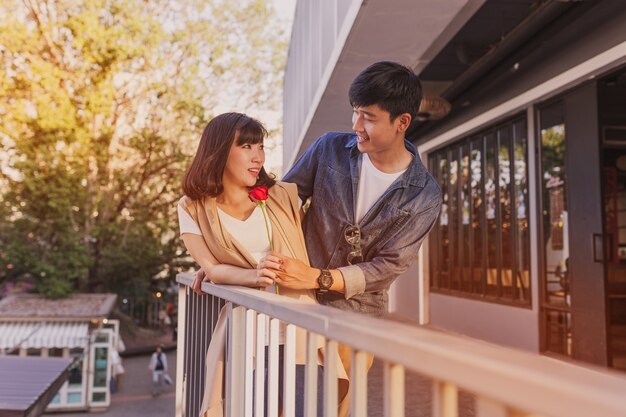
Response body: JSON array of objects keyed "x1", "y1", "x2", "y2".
[{"x1": 428, "y1": 114, "x2": 532, "y2": 307}]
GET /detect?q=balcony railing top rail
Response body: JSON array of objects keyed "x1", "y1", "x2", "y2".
[{"x1": 177, "y1": 273, "x2": 626, "y2": 417}]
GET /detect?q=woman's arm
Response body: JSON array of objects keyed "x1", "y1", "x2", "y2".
[{"x1": 182, "y1": 234, "x2": 274, "y2": 295}]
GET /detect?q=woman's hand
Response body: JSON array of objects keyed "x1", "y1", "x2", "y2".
[
  {"x1": 253, "y1": 266, "x2": 274, "y2": 288},
  {"x1": 192, "y1": 268, "x2": 209, "y2": 296},
  {"x1": 265, "y1": 252, "x2": 318, "y2": 290},
  {"x1": 255, "y1": 254, "x2": 281, "y2": 288}
]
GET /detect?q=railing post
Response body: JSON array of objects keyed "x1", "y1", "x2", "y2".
[
  {"x1": 283, "y1": 323, "x2": 296, "y2": 416},
  {"x1": 323, "y1": 338, "x2": 338, "y2": 417},
  {"x1": 185, "y1": 287, "x2": 198, "y2": 417},
  {"x1": 384, "y1": 362, "x2": 405, "y2": 417},
  {"x1": 351, "y1": 349, "x2": 369, "y2": 417},
  {"x1": 267, "y1": 318, "x2": 280, "y2": 417},
  {"x1": 175, "y1": 285, "x2": 188, "y2": 417},
  {"x1": 432, "y1": 381, "x2": 458, "y2": 417},
  {"x1": 225, "y1": 303, "x2": 246, "y2": 417},
  {"x1": 244, "y1": 309, "x2": 256, "y2": 417},
  {"x1": 304, "y1": 332, "x2": 320, "y2": 417},
  {"x1": 255, "y1": 313, "x2": 267, "y2": 417}
]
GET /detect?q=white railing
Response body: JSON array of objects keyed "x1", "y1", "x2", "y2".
[{"x1": 175, "y1": 272, "x2": 626, "y2": 417}]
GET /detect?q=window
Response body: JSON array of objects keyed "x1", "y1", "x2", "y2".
[
  {"x1": 429, "y1": 116, "x2": 531, "y2": 305},
  {"x1": 48, "y1": 348, "x2": 64, "y2": 357},
  {"x1": 93, "y1": 347, "x2": 108, "y2": 388},
  {"x1": 26, "y1": 348, "x2": 42, "y2": 356},
  {"x1": 67, "y1": 347, "x2": 85, "y2": 406},
  {"x1": 68, "y1": 348, "x2": 84, "y2": 387},
  {"x1": 538, "y1": 101, "x2": 571, "y2": 355}
]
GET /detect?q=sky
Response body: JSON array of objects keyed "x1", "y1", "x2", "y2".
[
  {"x1": 273, "y1": 0, "x2": 296, "y2": 21},
  {"x1": 253, "y1": 0, "x2": 297, "y2": 176}
]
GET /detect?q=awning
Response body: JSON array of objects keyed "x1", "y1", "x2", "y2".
[
  {"x1": 0, "y1": 356, "x2": 73, "y2": 417},
  {"x1": 0, "y1": 322, "x2": 89, "y2": 350}
]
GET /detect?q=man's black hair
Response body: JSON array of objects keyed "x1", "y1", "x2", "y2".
[{"x1": 348, "y1": 61, "x2": 422, "y2": 121}]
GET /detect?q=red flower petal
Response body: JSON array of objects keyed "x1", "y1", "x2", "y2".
[{"x1": 248, "y1": 186, "x2": 269, "y2": 202}]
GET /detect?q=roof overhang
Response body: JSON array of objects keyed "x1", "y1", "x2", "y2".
[
  {"x1": 0, "y1": 356, "x2": 73, "y2": 417},
  {"x1": 0, "y1": 321, "x2": 90, "y2": 350},
  {"x1": 289, "y1": 0, "x2": 487, "y2": 166}
]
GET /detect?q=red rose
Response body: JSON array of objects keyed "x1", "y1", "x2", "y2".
[
  {"x1": 248, "y1": 186, "x2": 269, "y2": 202},
  {"x1": 248, "y1": 185, "x2": 278, "y2": 294}
]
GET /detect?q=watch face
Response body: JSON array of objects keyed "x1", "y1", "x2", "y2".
[{"x1": 320, "y1": 271, "x2": 333, "y2": 289}]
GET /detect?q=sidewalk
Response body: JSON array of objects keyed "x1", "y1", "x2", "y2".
[{"x1": 117, "y1": 313, "x2": 178, "y2": 356}]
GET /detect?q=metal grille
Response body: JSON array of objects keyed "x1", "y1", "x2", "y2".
[{"x1": 182, "y1": 287, "x2": 225, "y2": 417}]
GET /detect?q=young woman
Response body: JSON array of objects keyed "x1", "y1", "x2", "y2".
[{"x1": 177, "y1": 113, "x2": 348, "y2": 417}]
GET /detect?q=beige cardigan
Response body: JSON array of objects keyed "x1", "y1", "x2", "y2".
[{"x1": 179, "y1": 182, "x2": 349, "y2": 417}]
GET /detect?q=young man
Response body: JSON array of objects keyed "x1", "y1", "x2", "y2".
[{"x1": 267, "y1": 61, "x2": 441, "y2": 318}]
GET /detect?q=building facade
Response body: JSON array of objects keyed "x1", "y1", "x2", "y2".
[
  {"x1": 283, "y1": 0, "x2": 626, "y2": 371},
  {"x1": 0, "y1": 293, "x2": 122, "y2": 411}
]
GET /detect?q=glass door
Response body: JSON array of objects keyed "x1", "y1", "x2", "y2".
[
  {"x1": 599, "y1": 67, "x2": 626, "y2": 370},
  {"x1": 604, "y1": 144, "x2": 626, "y2": 370},
  {"x1": 538, "y1": 101, "x2": 571, "y2": 356},
  {"x1": 88, "y1": 328, "x2": 113, "y2": 407},
  {"x1": 538, "y1": 81, "x2": 609, "y2": 366}
]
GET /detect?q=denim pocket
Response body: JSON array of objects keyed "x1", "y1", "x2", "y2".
[
  {"x1": 361, "y1": 202, "x2": 411, "y2": 247},
  {"x1": 314, "y1": 164, "x2": 352, "y2": 219}
]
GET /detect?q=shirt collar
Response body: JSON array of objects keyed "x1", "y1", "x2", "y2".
[{"x1": 346, "y1": 134, "x2": 426, "y2": 188}]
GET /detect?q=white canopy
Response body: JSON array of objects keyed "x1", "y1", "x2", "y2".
[{"x1": 0, "y1": 321, "x2": 90, "y2": 350}]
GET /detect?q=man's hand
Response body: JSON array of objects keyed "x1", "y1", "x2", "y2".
[
  {"x1": 263, "y1": 251, "x2": 319, "y2": 290},
  {"x1": 192, "y1": 268, "x2": 209, "y2": 295}
]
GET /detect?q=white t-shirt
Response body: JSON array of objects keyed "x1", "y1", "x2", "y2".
[
  {"x1": 178, "y1": 202, "x2": 279, "y2": 340},
  {"x1": 355, "y1": 153, "x2": 406, "y2": 222},
  {"x1": 177, "y1": 204, "x2": 271, "y2": 263}
]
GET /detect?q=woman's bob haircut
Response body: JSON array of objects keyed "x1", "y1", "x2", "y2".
[{"x1": 182, "y1": 112, "x2": 275, "y2": 200}]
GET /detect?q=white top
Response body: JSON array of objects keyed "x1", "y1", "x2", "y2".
[
  {"x1": 178, "y1": 202, "x2": 279, "y2": 340},
  {"x1": 178, "y1": 205, "x2": 202, "y2": 235},
  {"x1": 177, "y1": 204, "x2": 272, "y2": 263},
  {"x1": 355, "y1": 153, "x2": 406, "y2": 222}
]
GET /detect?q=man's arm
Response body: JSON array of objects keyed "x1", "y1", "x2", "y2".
[
  {"x1": 267, "y1": 196, "x2": 442, "y2": 297},
  {"x1": 259, "y1": 254, "x2": 345, "y2": 292},
  {"x1": 343, "y1": 199, "x2": 441, "y2": 295}
]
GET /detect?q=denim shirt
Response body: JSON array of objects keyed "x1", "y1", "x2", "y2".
[{"x1": 283, "y1": 132, "x2": 442, "y2": 316}]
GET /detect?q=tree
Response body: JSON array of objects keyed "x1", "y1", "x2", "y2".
[{"x1": 0, "y1": 0, "x2": 288, "y2": 297}]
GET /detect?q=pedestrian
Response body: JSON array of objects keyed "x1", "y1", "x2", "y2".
[{"x1": 148, "y1": 345, "x2": 168, "y2": 397}]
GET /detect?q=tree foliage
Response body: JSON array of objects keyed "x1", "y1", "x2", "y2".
[{"x1": 0, "y1": 0, "x2": 288, "y2": 297}]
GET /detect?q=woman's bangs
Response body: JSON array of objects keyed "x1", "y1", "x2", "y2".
[{"x1": 235, "y1": 119, "x2": 267, "y2": 145}]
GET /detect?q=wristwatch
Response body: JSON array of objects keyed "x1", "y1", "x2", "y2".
[{"x1": 317, "y1": 269, "x2": 333, "y2": 293}]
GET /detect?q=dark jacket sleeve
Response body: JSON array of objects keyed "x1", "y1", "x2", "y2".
[
  {"x1": 340, "y1": 178, "x2": 442, "y2": 296},
  {"x1": 282, "y1": 134, "x2": 327, "y2": 202}
]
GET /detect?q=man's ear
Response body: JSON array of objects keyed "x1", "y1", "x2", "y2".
[{"x1": 396, "y1": 113, "x2": 412, "y2": 133}]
